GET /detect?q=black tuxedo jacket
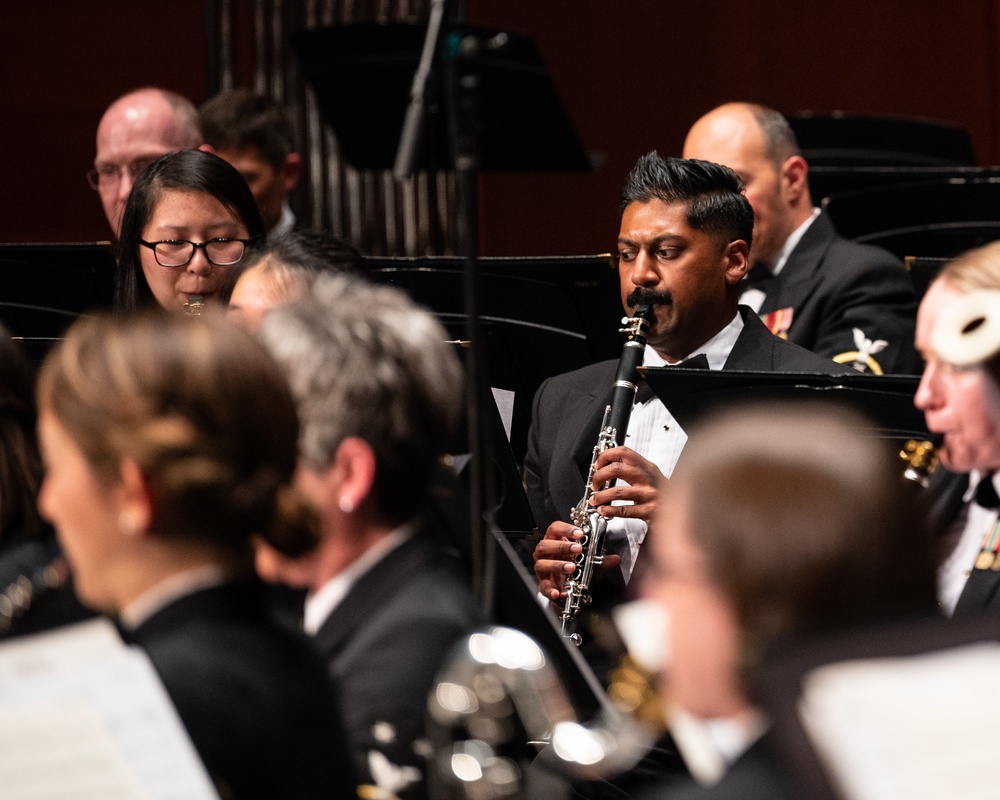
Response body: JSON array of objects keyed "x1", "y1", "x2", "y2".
[
  {"x1": 312, "y1": 532, "x2": 482, "y2": 800},
  {"x1": 924, "y1": 468, "x2": 1000, "y2": 617},
  {"x1": 127, "y1": 579, "x2": 357, "y2": 800},
  {"x1": 523, "y1": 307, "x2": 851, "y2": 537},
  {"x1": 634, "y1": 734, "x2": 799, "y2": 800},
  {"x1": 755, "y1": 211, "x2": 920, "y2": 375}
]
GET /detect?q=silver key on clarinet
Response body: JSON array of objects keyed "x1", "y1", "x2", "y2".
[{"x1": 561, "y1": 305, "x2": 652, "y2": 644}]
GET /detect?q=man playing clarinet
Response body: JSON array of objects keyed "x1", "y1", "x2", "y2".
[{"x1": 526, "y1": 153, "x2": 847, "y2": 644}]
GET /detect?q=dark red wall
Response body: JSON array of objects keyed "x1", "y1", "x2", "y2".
[
  {"x1": 3, "y1": 2, "x2": 998, "y2": 255},
  {"x1": 469, "y1": 0, "x2": 1000, "y2": 256},
  {"x1": 1, "y1": 1, "x2": 207, "y2": 243}
]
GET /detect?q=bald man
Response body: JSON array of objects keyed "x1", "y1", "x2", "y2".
[
  {"x1": 683, "y1": 102, "x2": 919, "y2": 374},
  {"x1": 89, "y1": 88, "x2": 203, "y2": 236}
]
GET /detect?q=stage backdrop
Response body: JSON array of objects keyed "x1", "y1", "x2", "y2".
[{"x1": 2, "y1": 0, "x2": 998, "y2": 258}]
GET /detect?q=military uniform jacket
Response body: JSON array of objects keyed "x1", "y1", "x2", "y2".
[
  {"x1": 925, "y1": 468, "x2": 1000, "y2": 617},
  {"x1": 312, "y1": 532, "x2": 482, "y2": 800},
  {"x1": 755, "y1": 211, "x2": 920, "y2": 375}
]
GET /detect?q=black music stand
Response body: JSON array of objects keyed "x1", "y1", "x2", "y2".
[
  {"x1": 368, "y1": 254, "x2": 623, "y2": 466},
  {"x1": 821, "y1": 178, "x2": 1000, "y2": 259},
  {"x1": 443, "y1": 340, "x2": 536, "y2": 542},
  {"x1": 639, "y1": 368, "x2": 928, "y2": 440},
  {"x1": 805, "y1": 166, "x2": 1000, "y2": 205},
  {"x1": 0, "y1": 242, "x2": 115, "y2": 360},
  {"x1": 290, "y1": 23, "x2": 590, "y2": 173},
  {"x1": 905, "y1": 255, "x2": 950, "y2": 302},
  {"x1": 788, "y1": 113, "x2": 977, "y2": 168}
]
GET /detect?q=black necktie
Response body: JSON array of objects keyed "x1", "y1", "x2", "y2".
[
  {"x1": 635, "y1": 354, "x2": 709, "y2": 404},
  {"x1": 744, "y1": 262, "x2": 775, "y2": 294},
  {"x1": 975, "y1": 475, "x2": 1000, "y2": 510},
  {"x1": 678, "y1": 353, "x2": 710, "y2": 370}
]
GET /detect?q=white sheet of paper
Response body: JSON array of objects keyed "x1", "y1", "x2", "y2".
[
  {"x1": 0, "y1": 618, "x2": 219, "y2": 800},
  {"x1": 799, "y1": 642, "x2": 1000, "y2": 800},
  {"x1": 492, "y1": 387, "x2": 516, "y2": 442}
]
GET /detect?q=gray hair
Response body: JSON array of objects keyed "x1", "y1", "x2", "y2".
[{"x1": 259, "y1": 274, "x2": 464, "y2": 523}]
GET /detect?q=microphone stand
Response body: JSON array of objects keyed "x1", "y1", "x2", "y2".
[
  {"x1": 393, "y1": 7, "x2": 497, "y2": 619},
  {"x1": 392, "y1": 0, "x2": 448, "y2": 182}
]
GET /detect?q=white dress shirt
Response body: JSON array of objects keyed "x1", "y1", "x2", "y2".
[
  {"x1": 269, "y1": 203, "x2": 297, "y2": 238},
  {"x1": 119, "y1": 563, "x2": 237, "y2": 630},
  {"x1": 938, "y1": 470, "x2": 1000, "y2": 616},
  {"x1": 740, "y1": 207, "x2": 821, "y2": 313},
  {"x1": 607, "y1": 310, "x2": 745, "y2": 581}
]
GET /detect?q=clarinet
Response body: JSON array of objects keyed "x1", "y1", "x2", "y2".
[{"x1": 561, "y1": 305, "x2": 652, "y2": 645}]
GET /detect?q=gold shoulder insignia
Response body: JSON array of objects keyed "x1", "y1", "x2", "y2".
[{"x1": 833, "y1": 327, "x2": 888, "y2": 374}]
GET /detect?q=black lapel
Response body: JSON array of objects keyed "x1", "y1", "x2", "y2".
[
  {"x1": 954, "y1": 568, "x2": 1000, "y2": 618},
  {"x1": 758, "y1": 212, "x2": 836, "y2": 315},
  {"x1": 723, "y1": 307, "x2": 777, "y2": 371},
  {"x1": 311, "y1": 535, "x2": 431, "y2": 658},
  {"x1": 923, "y1": 468, "x2": 969, "y2": 539},
  {"x1": 567, "y1": 370, "x2": 617, "y2": 481}
]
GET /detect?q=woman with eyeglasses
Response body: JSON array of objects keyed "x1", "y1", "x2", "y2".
[{"x1": 115, "y1": 149, "x2": 263, "y2": 314}]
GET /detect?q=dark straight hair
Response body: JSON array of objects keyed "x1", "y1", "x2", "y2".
[
  {"x1": 619, "y1": 151, "x2": 754, "y2": 252},
  {"x1": 115, "y1": 149, "x2": 265, "y2": 311}
]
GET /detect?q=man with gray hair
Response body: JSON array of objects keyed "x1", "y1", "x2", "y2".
[
  {"x1": 89, "y1": 87, "x2": 203, "y2": 237},
  {"x1": 683, "y1": 102, "x2": 919, "y2": 374},
  {"x1": 255, "y1": 273, "x2": 480, "y2": 800}
]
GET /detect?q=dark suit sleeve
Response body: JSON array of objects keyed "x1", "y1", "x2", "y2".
[{"x1": 523, "y1": 375, "x2": 554, "y2": 535}]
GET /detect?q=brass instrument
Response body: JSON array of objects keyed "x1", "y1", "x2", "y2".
[
  {"x1": 427, "y1": 626, "x2": 652, "y2": 800},
  {"x1": 183, "y1": 294, "x2": 206, "y2": 316},
  {"x1": 562, "y1": 305, "x2": 652, "y2": 645},
  {"x1": 900, "y1": 438, "x2": 941, "y2": 488}
]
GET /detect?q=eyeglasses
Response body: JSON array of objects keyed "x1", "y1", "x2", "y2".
[
  {"x1": 86, "y1": 157, "x2": 158, "y2": 190},
  {"x1": 139, "y1": 238, "x2": 251, "y2": 268}
]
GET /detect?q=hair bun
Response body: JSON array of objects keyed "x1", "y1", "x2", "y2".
[{"x1": 261, "y1": 484, "x2": 321, "y2": 557}]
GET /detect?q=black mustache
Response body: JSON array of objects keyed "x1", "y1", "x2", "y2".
[{"x1": 627, "y1": 288, "x2": 672, "y2": 307}]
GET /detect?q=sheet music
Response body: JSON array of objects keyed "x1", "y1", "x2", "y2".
[
  {"x1": 0, "y1": 618, "x2": 220, "y2": 800},
  {"x1": 492, "y1": 387, "x2": 515, "y2": 442},
  {"x1": 798, "y1": 642, "x2": 1000, "y2": 800}
]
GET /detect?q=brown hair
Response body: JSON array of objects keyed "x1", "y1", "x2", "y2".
[
  {"x1": 37, "y1": 309, "x2": 316, "y2": 556},
  {"x1": 670, "y1": 402, "x2": 937, "y2": 669}
]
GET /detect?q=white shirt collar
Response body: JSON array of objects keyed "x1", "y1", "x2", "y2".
[
  {"x1": 645, "y1": 310, "x2": 744, "y2": 372},
  {"x1": 769, "y1": 207, "x2": 820, "y2": 277},
  {"x1": 303, "y1": 524, "x2": 415, "y2": 634},
  {"x1": 269, "y1": 203, "x2": 296, "y2": 238},
  {"x1": 962, "y1": 469, "x2": 998, "y2": 503},
  {"x1": 119, "y1": 563, "x2": 237, "y2": 630},
  {"x1": 669, "y1": 706, "x2": 768, "y2": 785}
]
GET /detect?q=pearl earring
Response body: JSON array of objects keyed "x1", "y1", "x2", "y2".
[
  {"x1": 118, "y1": 512, "x2": 138, "y2": 536},
  {"x1": 339, "y1": 496, "x2": 355, "y2": 514}
]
